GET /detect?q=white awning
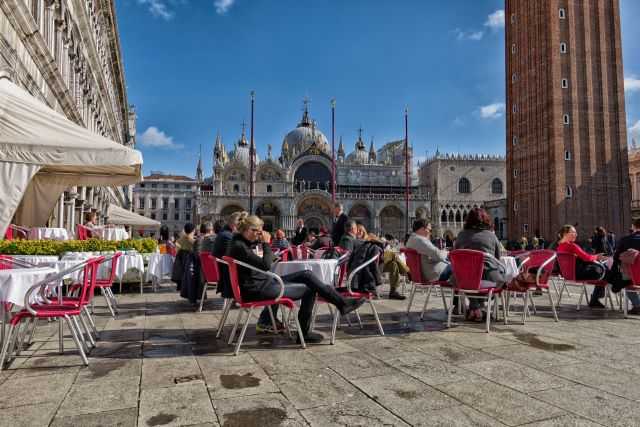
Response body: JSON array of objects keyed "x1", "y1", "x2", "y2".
[
  {"x1": 107, "y1": 204, "x2": 160, "y2": 227},
  {"x1": 0, "y1": 76, "x2": 143, "y2": 236}
]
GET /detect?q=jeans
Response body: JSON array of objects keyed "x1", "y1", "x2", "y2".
[
  {"x1": 626, "y1": 290, "x2": 640, "y2": 307},
  {"x1": 248, "y1": 270, "x2": 347, "y2": 335},
  {"x1": 577, "y1": 262, "x2": 607, "y2": 302}
]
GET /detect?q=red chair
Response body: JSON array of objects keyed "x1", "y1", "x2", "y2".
[
  {"x1": 0, "y1": 257, "x2": 103, "y2": 369},
  {"x1": 199, "y1": 252, "x2": 220, "y2": 312},
  {"x1": 505, "y1": 250, "x2": 559, "y2": 323},
  {"x1": 448, "y1": 249, "x2": 505, "y2": 333},
  {"x1": 330, "y1": 253, "x2": 385, "y2": 343},
  {"x1": 94, "y1": 252, "x2": 122, "y2": 318},
  {"x1": 166, "y1": 242, "x2": 177, "y2": 257},
  {"x1": 0, "y1": 255, "x2": 12, "y2": 270},
  {"x1": 222, "y1": 256, "x2": 306, "y2": 355},
  {"x1": 401, "y1": 248, "x2": 451, "y2": 320},
  {"x1": 556, "y1": 252, "x2": 613, "y2": 310},
  {"x1": 76, "y1": 224, "x2": 93, "y2": 240},
  {"x1": 618, "y1": 253, "x2": 640, "y2": 318},
  {"x1": 4, "y1": 227, "x2": 13, "y2": 240}
]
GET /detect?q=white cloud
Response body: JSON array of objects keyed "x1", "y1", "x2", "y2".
[
  {"x1": 484, "y1": 10, "x2": 505, "y2": 30},
  {"x1": 478, "y1": 103, "x2": 506, "y2": 120},
  {"x1": 625, "y1": 76, "x2": 640, "y2": 93},
  {"x1": 631, "y1": 120, "x2": 640, "y2": 142},
  {"x1": 453, "y1": 28, "x2": 484, "y2": 41},
  {"x1": 137, "y1": 0, "x2": 174, "y2": 20},
  {"x1": 214, "y1": 0, "x2": 236, "y2": 14},
  {"x1": 138, "y1": 126, "x2": 183, "y2": 149}
]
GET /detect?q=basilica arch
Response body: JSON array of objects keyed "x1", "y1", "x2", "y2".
[
  {"x1": 255, "y1": 200, "x2": 281, "y2": 232},
  {"x1": 349, "y1": 204, "x2": 372, "y2": 231},
  {"x1": 379, "y1": 205, "x2": 404, "y2": 240},
  {"x1": 296, "y1": 194, "x2": 332, "y2": 233}
]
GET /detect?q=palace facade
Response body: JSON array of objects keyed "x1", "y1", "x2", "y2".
[{"x1": 0, "y1": 0, "x2": 134, "y2": 227}]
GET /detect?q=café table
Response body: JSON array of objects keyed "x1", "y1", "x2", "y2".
[
  {"x1": 146, "y1": 253, "x2": 174, "y2": 290},
  {"x1": 92, "y1": 227, "x2": 129, "y2": 241},
  {"x1": 11, "y1": 255, "x2": 60, "y2": 266},
  {"x1": 61, "y1": 252, "x2": 144, "y2": 293},
  {"x1": 28, "y1": 227, "x2": 70, "y2": 241},
  {"x1": 501, "y1": 256, "x2": 520, "y2": 283},
  {"x1": 272, "y1": 259, "x2": 339, "y2": 287}
]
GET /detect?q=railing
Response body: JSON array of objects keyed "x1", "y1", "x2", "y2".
[{"x1": 199, "y1": 190, "x2": 429, "y2": 201}]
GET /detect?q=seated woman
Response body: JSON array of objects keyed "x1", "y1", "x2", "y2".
[
  {"x1": 84, "y1": 211, "x2": 98, "y2": 229},
  {"x1": 226, "y1": 215, "x2": 366, "y2": 343},
  {"x1": 454, "y1": 208, "x2": 507, "y2": 322},
  {"x1": 556, "y1": 225, "x2": 609, "y2": 308}
]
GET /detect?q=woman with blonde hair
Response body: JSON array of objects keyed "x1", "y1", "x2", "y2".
[{"x1": 226, "y1": 215, "x2": 365, "y2": 343}]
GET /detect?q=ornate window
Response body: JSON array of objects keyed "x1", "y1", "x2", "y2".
[
  {"x1": 266, "y1": 185, "x2": 273, "y2": 193},
  {"x1": 458, "y1": 177, "x2": 471, "y2": 194},
  {"x1": 491, "y1": 178, "x2": 503, "y2": 194}
]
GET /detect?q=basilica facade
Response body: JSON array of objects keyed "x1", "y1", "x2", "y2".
[{"x1": 196, "y1": 105, "x2": 429, "y2": 239}]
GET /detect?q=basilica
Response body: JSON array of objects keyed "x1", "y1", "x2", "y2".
[{"x1": 195, "y1": 104, "x2": 429, "y2": 239}]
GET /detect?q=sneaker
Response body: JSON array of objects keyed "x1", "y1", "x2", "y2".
[
  {"x1": 588, "y1": 299, "x2": 606, "y2": 309},
  {"x1": 255, "y1": 320, "x2": 285, "y2": 334},
  {"x1": 339, "y1": 297, "x2": 367, "y2": 316},
  {"x1": 388, "y1": 291, "x2": 406, "y2": 301},
  {"x1": 628, "y1": 306, "x2": 640, "y2": 315},
  {"x1": 297, "y1": 331, "x2": 324, "y2": 344}
]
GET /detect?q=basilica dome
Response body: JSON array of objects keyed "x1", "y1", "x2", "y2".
[
  {"x1": 347, "y1": 134, "x2": 370, "y2": 164},
  {"x1": 281, "y1": 109, "x2": 330, "y2": 158},
  {"x1": 230, "y1": 131, "x2": 259, "y2": 167}
]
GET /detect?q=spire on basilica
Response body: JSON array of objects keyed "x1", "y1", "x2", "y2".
[
  {"x1": 238, "y1": 122, "x2": 248, "y2": 146},
  {"x1": 196, "y1": 144, "x2": 203, "y2": 183},
  {"x1": 214, "y1": 132, "x2": 227, "y2": 167},
  {"x1": 369, "y1": 138, "x2": 377, "y2": 163},
  {"x1": 337, "y1": 136, "x2": 345, "y2": 162},
  {"x1": 355, "y1": 127, "x2": 365, "y2": 150},
  {"x1": 299, "y1": 96, "x2": 311, "y2": 127}
]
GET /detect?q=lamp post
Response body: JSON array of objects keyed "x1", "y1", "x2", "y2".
[
  {"x1": 331, "y1": 98, "x2": 336, "y2": 203},
  {"x1": 249, "y1": 91, "x2": 255, "y2": 214}
]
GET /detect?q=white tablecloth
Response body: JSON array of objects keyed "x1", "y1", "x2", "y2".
[
  {"x1": 92, "y1": 227, "x2": 129, "y2": 241},
  {"x1": 12, "y1": 255, "x2": 60, "y2": 266},
  {"x1": 61, "y1": 252, "x2": 144, "y2": 281},
  {"x1": 28, "y1": 227, "x2": 70, "y2": 241},
  {"x1": 146, "y1": 253, "x2": 174, "y2": 282},
  {"x1": 0, "y1": 267, "x2": 58, "y2": 306},
  {"x1": 272, "y1": 259, "x2": 339, "y2": 286},
  {"x1": 501, "y1": 256, "x2": 520, "y2": 282}
]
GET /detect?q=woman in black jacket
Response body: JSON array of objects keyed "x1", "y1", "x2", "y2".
[{"x1": 226, "y1": 215, "x2": 365, "y2": 343}]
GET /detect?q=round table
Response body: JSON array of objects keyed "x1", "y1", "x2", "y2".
[
  {"x1": 0, "y1": 267, "x2": 58, "y2": 307},
  {"x1": 28, "y1": 227, "x2": 70, "y2": 241},
  {"x1": 92, "y1": 227, "x2": 129, "y2": 241},
  {"x1": 272, "y1": 259, "x2": 339, "y2": 286},
  {"x1": 12, "y1": 255, "x2": 60, "y2": 266},
  {"x1": 146, "y1": 253, "x2": 174, "y2": 284}
]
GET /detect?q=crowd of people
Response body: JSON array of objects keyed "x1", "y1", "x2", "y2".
[{"x1": 162, "y1": 202, "x2": 640, "y2": 343}]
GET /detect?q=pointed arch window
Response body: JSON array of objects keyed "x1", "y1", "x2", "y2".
[
  {"x1": 458, "y1": 177, "x2": 471, "y2": 194},
  {"x1": 441, "y1": 211, "x2": 447, "y2": 223}
]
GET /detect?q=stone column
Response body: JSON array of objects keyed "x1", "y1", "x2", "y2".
[{"x1": 57, "y1": 193, "x2": 65, "y2": 229}]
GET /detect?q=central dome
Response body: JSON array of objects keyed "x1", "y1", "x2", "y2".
[{"x1": 282, "y1": 109, "x2": 330, "y2": 158}]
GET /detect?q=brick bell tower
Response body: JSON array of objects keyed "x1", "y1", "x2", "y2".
[{"x1": 506, "y1": 0, "x2": 631, "y2": 241}]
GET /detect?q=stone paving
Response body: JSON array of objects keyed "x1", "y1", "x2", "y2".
[{"x1": 2, "y1": 282, "x2": 640, "y2": 426}]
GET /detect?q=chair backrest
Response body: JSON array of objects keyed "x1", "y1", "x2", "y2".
[
  {"x1": 222, "y1": 256, "x2": 245, "y2": 304},
  {"x1": 556, "y1": 252, "x2": 577, "y2": 281},
  {"x1": 166, "y1": 242, "x2": 177, "y2": 256},
  {"x1": 508, "y1": 250, "x2": 529, "y2": 257},
  {"x1": 0, "y1": 255, "x2": 13, "y2": 270},
  {"x1": 627, "y1": 255, "x2": 640, "y2": 286},
  {"x1": 76, "y1": 224, "x2": 88, "y2": 240},
  {"x1": 345, "y1": 253, "x2": 380, "y2": 291},
  {"x1": 199, "y1": 252, "x2": 220, "y2": 283},
  {"x1": 400, "y1": 248, "x2": 423, "y2": 284},
  {"x1": 521, "y1": 249, "x2": 556, "y2": 286},
  {"x1": 449, "y1": 249, "x2": 485, "y2": 291},
  {"x1": 4, "y1": 227, "x2": 13, "y2": 241},
  {"x1": 77, "y1": 256, "x2": 104, "y2": 306},
  {"x1": 97, "y1": 252, "x2": 122, "y2": 285}
]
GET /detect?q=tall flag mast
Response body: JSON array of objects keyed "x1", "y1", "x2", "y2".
[
  {"x1": 404, "y1": 107, "x2": 410, "y2": 237},
  {"x1": 249, "y1": 91, "x2": 255, "y2": 214},
  {"x1": 331, "y1": 99, "x2": 336, "y2": 203}
]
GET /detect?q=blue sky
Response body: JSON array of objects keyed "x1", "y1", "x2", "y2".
[{"x1": 116, "y1": 0, "x2": 640, "y2": 177}]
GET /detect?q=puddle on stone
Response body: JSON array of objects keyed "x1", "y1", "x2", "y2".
[
  {"x1": 147, "y1": 412, "x2": 178, "y2": 426},
  {"x1": 174, "y1": 374, "x2": 204, "y2": 384},
  {"x1": 88, "y1": 361, "x2": 126, "y2": 379},
  {"x1": 441, "y1": 347, "x2": 465, "y2": 362},
  {"x1": 510, "y1": 331, "x2": 575, "y2": 351},
  {"x1": 220, "y1": 373, "x2": 261, "y2": 389},
  {"x1": 223, "y1": 408, "x2": 287, "y2": 427},
  {"x1": 394, "y1": 390, "x2": 417, "y2": 399}
]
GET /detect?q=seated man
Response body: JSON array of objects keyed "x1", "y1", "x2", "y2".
[
  {"x1": 338, "y1": 220, "x2": 361, "y2": 252},
  {"x1": 226, "y1": 215, "x2": 366, "y2": 343},
  {"x1": 406, "y1": 219, "x2": 450, "y2": 282},
  {"x1": 608, "y1": 219, "x2": 640, "y2": 314}
]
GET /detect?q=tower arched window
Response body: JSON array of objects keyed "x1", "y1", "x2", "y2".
[
  {"x1": 458, "y1": 177, "x2": 471, "y2": 194},
  {"x1": 491, "y1": 178, "x2": 504, "y2": 194},
  {"x1": 566, "y1": 185, "x2": 573, "y2": 199}
]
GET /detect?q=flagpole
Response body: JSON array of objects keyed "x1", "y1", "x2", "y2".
[
  {"x1": 249, "y1": 91, "x2": 255, "y2": 214},
  {"x1": 331, "y1": 98, "x2": 336, "y2": 203},
  {"x1": 404, "y1": 107, "x2": 409, "y2": 237}
]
